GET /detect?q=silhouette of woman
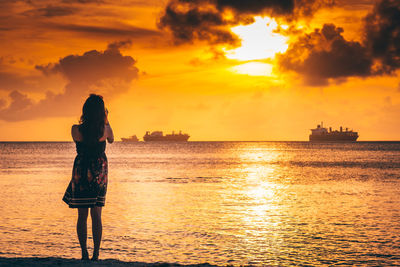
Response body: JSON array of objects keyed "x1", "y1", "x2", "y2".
[{"x1": 62, "y1": 94, "x2": 114, "y2": 260}]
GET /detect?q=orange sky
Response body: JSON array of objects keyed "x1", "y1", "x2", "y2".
[{"x1": 0, "y1": 0, "x2": 399, "y2": 141}]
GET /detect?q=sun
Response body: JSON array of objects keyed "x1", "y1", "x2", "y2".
[
  {"x1": 224, "y1": 16, "x2": 289, "y2": 76},
  {"x1": 230, "y1": 62, "x2": 273, "y2": 76},
  {"x1": 225, "y1": 16, "x2": 289, "y2": 61}
]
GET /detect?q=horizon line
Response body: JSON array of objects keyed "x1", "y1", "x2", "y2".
[{"x1": 1, "y1": 140, "x2": 400, "y2": 143}]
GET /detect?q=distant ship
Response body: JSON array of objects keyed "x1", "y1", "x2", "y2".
[
  {"x1": 143, "y1": 131, "x2": 190, "y2": 142},
  {"x1": 121, "y1": 135, "x2": 139, "y2": 142},
  {"x1": 309, "y1": 122, "x2": 358, "y2": 141}
]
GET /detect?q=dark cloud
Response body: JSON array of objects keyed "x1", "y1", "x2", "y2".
[
  {"x1": 158, "y1": 0, "x2": 397, "y2": 86},
  {"x1": 4, "y1": 0, "x2": 103, "y2": 3},
  {"x1": 215, "y1": 0, "x2": 334, "y2": 17},
  {"x1": 215, "y1": 0, "x2": 295, "y2": 15},
  {"x1": 22, "y1": 5, "x2": 77, "y2": 17},
  {"x1": 36, "y1": 42, "x2": 138, "y2": 84},
  {"x1": 0, "y1": 0, "x2": 31, "y2": 3},
  {"x1": 0, "y1": 90, "x2": 79, "y2": 121},
  {"x1": 158, "y1": 0, "x2": 334, "y2": 45},
  {"x1": 7, "y1": 91, "x2": 33, "y2": 111},
  {"x1": 278, "y1": 0, "x2": 400, "y2": 85},
  {"x1": 335, "y1": 0, "x2": 374, "y2": 9},
  {"x1": 61, "y1": 0, "x2": 104, "y2": 3},
  {"x1": 0, "y1": 72, "x2": 31, "y2": 91},
  {"x1": 0, "y1": 91, "x2": 33, "y2": 121},
  {"x1": 158, "y1": 2, "x2": 239, "y2": 45},
  {"x1": 364, "y1": 0, "x2": 400, "y2": 74},
  {"x1": 106, "y1": 39, "x2": 133, "y2": 50},
  {"x1": 278, "y1": 24, "x2": 372, "y2": 85},
  {"x1": 50, "y1": 23, "x2": 161, "y2": 39},
  {"x1": 0, "y1": 42, "x2": 139, "y2": 121}
]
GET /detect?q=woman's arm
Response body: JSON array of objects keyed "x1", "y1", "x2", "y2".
[
  {"x1": 105, "y1": 124, "x2": 114, "y2": 143},
  {"x1": 104, "y1": 108, "x2": 114, "y2": 143},
  {"x1": 71, "y1": 124, "x2": 82, "y2": 142}
]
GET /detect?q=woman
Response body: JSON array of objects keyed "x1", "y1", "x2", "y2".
[{"x1": 62, "y1": 94, "x2": 114, "y2": 261}]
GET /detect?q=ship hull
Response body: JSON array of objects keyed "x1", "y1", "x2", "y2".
[
  {"x1": 143, "y1": 136, "x2": 189, "y2": 142},
  {"x1": 121, "y1": 135, "x2": 139, "y2": 142},
  {"x1": 309, "y1": 134, "x2": 358, "y2": 142}
]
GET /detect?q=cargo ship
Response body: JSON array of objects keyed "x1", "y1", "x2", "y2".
[
  {"x1": 121, "y1": 135, "x2": 139, "y2": 142},
  {"x1": 143, "y1": 131, "x2": 190, "y2": 142},
  {"x1": 309, "y1": 122, "x2": 358, "y2": 141}
]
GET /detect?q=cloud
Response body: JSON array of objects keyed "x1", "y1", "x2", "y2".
[
  {"x1": 0, "y1": 71, "x2": 32, "y2": 91},
  {"x1": 158, "y1": 0, "x2": 334, "y2": 45},
  {"x1": 158, "y1": 2, "x2": 239, "y2": 45},
  {"x1": 0, "y1": 91, "x2": 35, "y2": 121},
  {"x1": 36, "y1": 41, "x2": 138, "y2": 85},
  {"x1": 0, "y1": 60, "x2": 55, "y2": 93},
  {"x1": 215, "y1": 0, "x2": 295, "y2": 14},
  {"x1": 0, "y1": 0, "x2": 162, "y2": 42},
  {"x1": 215, "y1": 0, "x2": 334, "y2": 17},
  {"x1": 364, "y1": 0, "x2": 400, "y2": 74},
  {"x1": 335, "y1": 0, "x2": 374, "y2": 9},
  {"x1": 0, "y1": 42, "x2": 139, "y2": 121},
  {"x1": 6, "y1": 91, "x2": 33, "y2": 111},
  {"x1": 0, "y1": 98, "x2": 5, "y2": 109},
  {"x1": 0, "y1": 0, "x2": 30, "y2": 4},
  {"x1": 61, "y1": 0, "x2": 103, "y2": 3},
  {"x1": 50, "y1": 23, "x2": 161, "y2": 39},
  {"x1": 22, "y1": 5, "x2": 77, "y2": 17},
  {"x1": 278, "y1": 24, "x2": 372, "y2": 85},
  {"x1": 278, "y1": 0, "x2": 400, "y2": 85},
  {"x1": 158, "y1": 0, "x2": 399, "y2": 86}
]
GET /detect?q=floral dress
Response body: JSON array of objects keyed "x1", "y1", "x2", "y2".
[{"x1": 63, "y1": 141, "x2": 108, "y2": 208}]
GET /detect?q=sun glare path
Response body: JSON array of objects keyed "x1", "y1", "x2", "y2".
[{"x1": 225, "y1": 17, "x2": 289, "y2": 76}]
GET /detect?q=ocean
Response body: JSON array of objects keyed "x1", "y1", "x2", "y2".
[{"x1": 0, "y1": 141, "x2": 399, "y2": 265}]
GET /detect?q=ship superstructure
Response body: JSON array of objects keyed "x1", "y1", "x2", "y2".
[
  {"x1": 143, "y1": 131, "x2": 190, "y2": 142},
  {"x1": 309, "y1": 122, "x2": 358, "y2": 141}
]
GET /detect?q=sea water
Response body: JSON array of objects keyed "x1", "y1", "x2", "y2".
[{"x1": 0, "y1": 141, "x2": 399, "y2": 265}]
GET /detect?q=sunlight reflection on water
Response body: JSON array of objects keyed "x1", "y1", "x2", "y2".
[{"x1": 0, "y1": 142, "x2": 400, "y2": 265}]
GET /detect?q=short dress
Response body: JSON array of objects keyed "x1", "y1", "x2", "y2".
[{"x1": 62, "y1": 141, "x2": 108, "y2": 208}]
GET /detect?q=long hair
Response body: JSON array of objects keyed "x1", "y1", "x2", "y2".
[{"x1": 79, "y1": 94, "x2": 106, "y2": 143}]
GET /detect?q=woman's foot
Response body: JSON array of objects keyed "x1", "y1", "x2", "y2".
[
  {"x1": 81, "y1": 250, "x2": 89, "y2": 260},
  {"x1": 91, "y1": 251, "x2": 99, "y2": 261}
]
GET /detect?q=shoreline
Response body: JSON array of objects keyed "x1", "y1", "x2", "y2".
[{"x1": 0, "y1": 257, "x2": 217, "y2": 267}]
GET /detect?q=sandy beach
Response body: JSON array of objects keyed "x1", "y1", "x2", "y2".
[{"x1": 0, "y1": 257, "x2": 217, "y2": 267}]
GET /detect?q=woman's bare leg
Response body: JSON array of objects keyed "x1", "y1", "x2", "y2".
[
  {"x1": 90, "y1": 206, "x2": 102, "y2": 260},
  {"x1": 77, "y1": 208, "x2": 89, "y2": 260}
]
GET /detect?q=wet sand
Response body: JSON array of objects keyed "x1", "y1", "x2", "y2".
[{"x1": 0, "y1": 257, "x2": 217, "y2": 266}]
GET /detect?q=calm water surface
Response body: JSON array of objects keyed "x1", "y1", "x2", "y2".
[{"x1": 0, "y1": 141, "x2": 400, "y2": 265}]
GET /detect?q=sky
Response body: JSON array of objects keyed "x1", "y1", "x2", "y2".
[{"x1": 0, "y1": 0, "x2": 399, "y2": 141}]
